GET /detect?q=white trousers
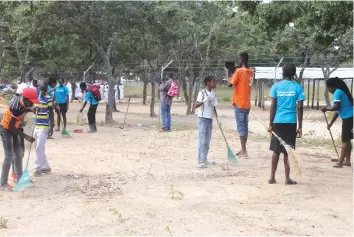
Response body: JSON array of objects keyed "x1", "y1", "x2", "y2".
[{"x1": 34, "y1": 128, "x2": 50, "y2": 172}]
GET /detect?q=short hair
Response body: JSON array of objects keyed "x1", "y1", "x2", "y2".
[
  {"x1": 48, "y1": 76, "x2": 57, "y2": 85},
  {"x1": 240, "y1": 52, "x2": 249, "y2": 63},
  {"x1": 282, "y1": 64, "x2": 296, "y2": 78},
  {"x1": 166, "y1": 72, "x2": 174, "y2": 79},
  {"x1": 39, "y1": 80, "x2": 48, "y2": 91},
  {"x1": 204, "y1": 76, "x2": 215, "y2": 85},
  {"x1": 59, "y1": 78, "x2": 64, "y2": 83},
  {"x1": 80, "y1": 82, "x2": 87, "y2": 88}
]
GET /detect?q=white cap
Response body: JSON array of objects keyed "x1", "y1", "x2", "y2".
[{"x1": 16, "y1": 83, "x2": 28, "y2": 95}]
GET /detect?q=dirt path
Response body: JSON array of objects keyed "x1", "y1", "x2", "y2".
[{"x1": 0, "y1": 102, "x2": 352, "y2": 236}]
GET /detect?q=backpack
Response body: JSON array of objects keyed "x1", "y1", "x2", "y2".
[
  {"x1": 167, "y1": 80, "x2": 179, "y2": 97},
  {"x1": 87, "y1": 85, "x2": 102, "y2": 101}
]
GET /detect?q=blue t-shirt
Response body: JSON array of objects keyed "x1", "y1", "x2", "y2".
[
  {"x1": 270, "y1": 80, "x2": 305, "y2": 124},
  {"x1": 55, "y1": 85, "x2": 69, "y2": 104},
  {"x1": 333, "y1": 89, "x2": 353, "y2": 119},
  {"x1": 85, "y1": 91, "x2": 98, "y2": 105},
  {"x1": 47, "y1": 85, "x2": 55, "y2": 99}
]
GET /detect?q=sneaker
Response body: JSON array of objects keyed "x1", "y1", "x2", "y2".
[
  {"x1": 198, "y1": 163, "x2": 208, "y2": 168},
  {"x1": 11, "y1": 172, "x2": 18, "y2": 182},
  {"x1": 33, "y1": 171, "x2": 42, "y2": 177},
  {"x1": 0, "y1": 183, "x2": 14, "y2": 192},
  {"x1": 41, "y1": 168, "x2": 51, "y2": 173},
  {"x1": 204, "y1": 160, "x2": 216, "y2": 165}
]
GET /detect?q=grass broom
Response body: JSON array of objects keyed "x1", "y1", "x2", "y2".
[{"x1": 250, "y1": 111, "x2": 303, "y2": 176}]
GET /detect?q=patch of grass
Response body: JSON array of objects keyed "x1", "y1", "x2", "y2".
[
  {"x1": 169, "y1": 184, "x2": 184, "y2": 200},
  {"x1": 164, "y1": 226, "x2": 172, "y2": 236},
  {"x1": 0, "y1": 216, "x2": 7, "y2": 229},
  {"x1": 108, "y1": 208, "x2": 124, "y2": 222}
]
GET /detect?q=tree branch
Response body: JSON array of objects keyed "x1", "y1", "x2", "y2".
[{"x1": 106, "y1": 32, "x2": 118, "y2": 58}]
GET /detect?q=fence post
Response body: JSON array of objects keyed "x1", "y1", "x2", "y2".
[
  {"x1": 307, "y1": 78, "x2": 310, "y2": 108},
  {"x1": 254, "y1": 79, "x2": 258, "y2": 106},
  {"x1": 311, "y1": 78, "x2": 315, "y2": 109},
  {"x1": 261, "y1": 80, "x2": 265, "y2": 110},
  {"x1": 316, "y1": 79, "x2": 320, "y2": 110}
]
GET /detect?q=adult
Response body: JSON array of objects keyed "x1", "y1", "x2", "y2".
[
  {"x1": 0, "y1": 88, "x2": 38, "y2": 191},
  {"x1": 229, "y1": 52, "x2": 254, "y2": 158},
  {"x1": 156, "y1": 72, "x2": 175, "y2": 132},
  {"x1": 79, "y1": 82, "x2": 98, "y2": 133},
  {"x1": 55, "y1": 78, "x2": 70, "y2": 131}
]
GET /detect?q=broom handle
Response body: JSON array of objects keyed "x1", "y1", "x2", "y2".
[
  {"x1": 323, "y1": 112, "x2": 340, "y2": 160},
  {"x1": 213, "y1": 107, "x2": 231, "y2": 148},
  {"x1": 122, "y1": 97, "x2": 131, "y2": 125},
  {"x1": 25, "y1": 110, "x2": 38, "y2": 169},
  {"x1": 250, "y1": 110, "x2": 281, "y2": 140}
]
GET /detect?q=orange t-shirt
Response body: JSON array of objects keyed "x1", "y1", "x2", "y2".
[
  {"x1": 1, "y1": 96, "x2": 27, "y2": 130},
  {"x1": 229, "y1": 67, "x2": 254, "y2": 109}
]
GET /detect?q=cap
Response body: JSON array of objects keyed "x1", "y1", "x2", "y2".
[{"x1": 22, "y1": 88, "x2": 40, "y2": 104}]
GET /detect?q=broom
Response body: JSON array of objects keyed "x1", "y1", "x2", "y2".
[
  {"x1": 250, "y1": 111, "x2": 303, "y2": 176},
  {"x1": 13, "y1": 111, "x2": 37, "y2": 192},
  {"x1": 119, "y1": 96, "x2": 131, "y2": 129},
  {"x1": 214, "y1": 108, "x2": 238, "y2": 162},
  {"x1": 323, "y1": 112, "x2": 340, "y2": 162}
]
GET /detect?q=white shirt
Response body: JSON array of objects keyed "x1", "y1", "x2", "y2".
[{"x1": 196, "y1": 89, "x2": 218, "y2": 119}]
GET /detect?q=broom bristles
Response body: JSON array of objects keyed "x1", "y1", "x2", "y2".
[{"x1": 283, "y1": 144, "x2": 303, "y2": 176}]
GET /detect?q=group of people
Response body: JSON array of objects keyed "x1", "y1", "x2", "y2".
[
  {"x1": 158, "y1": 52, "x2": 353, "y2": 185},
  {"x1": 0, "y1": 77, "x2": 99, "y2": 191},
  {"x1": 0, "y1": 52, "x2": 352, "y2": 191}
]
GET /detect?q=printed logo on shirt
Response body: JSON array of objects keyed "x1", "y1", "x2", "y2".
[{"x1": 277, "y1": 91, "x2": 296, "y2": 97}]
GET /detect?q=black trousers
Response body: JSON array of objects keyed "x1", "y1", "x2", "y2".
[{"x1": 87, "y1": 104, "x2": 98, "y2": 131}]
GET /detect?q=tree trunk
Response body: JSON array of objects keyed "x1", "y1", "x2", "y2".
[
  {"x1": 181, "y1": 78, "x2": 189, "y2": 106},
  {"x1": 71, "y1": 81, "x2": 76, "y2": 103},
  {"x1": 105, "y1": 70, "x2": 115, "y2": 123},
  {"x1": 191, "y1": 77, "x2": 202, "y2": 114},
  {"x1": 186, "y1": 75, "x2": 195, "y2": 115},
  {"x1": 150, "y1": 80, "x2": 157, "y2": 117},
  {"x1": 143, "y1": 81, "x2": 148, "y2": 105}
]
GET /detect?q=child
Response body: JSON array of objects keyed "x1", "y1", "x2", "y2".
[
  {"x1": 321, "y1": 77, "x2": 353, "y2": 168},
  {"x1": 47, "y1": 76, "x2": 57, "y2": 138},
  {"x1": 0, "y1": 88, "x2": 38, "y2": 191},
  {"x1": 195, "y1": 76, "x2": 218, "y2": 168},
  {"x1": 55, "y1": 78, "x2": 70, "y2": 131},
  {"x1": 79, "y1": 82, "x2": 98, "y2": 133},
  {"x1": 33, "y1": 81, "x2": 53, "y2": 177},
  {"x1": 268, "y1": 64, "x2": 305, "y2": 185}
]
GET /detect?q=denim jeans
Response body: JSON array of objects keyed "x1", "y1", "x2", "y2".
[
  {"x1": 234, "y1": 105, "x2": 250, "y2": 137},
  {"x1": 0, "y1": 128, "x2": 24, "y2": 186},
  {"x1": 198, "y1": 117, "x2": 213, "y2": 164},
  {"x1": 161, "y1": 103, "x2": 171, "y2": 130}
]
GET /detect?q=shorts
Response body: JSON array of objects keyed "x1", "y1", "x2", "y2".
[
  {"x1": 270, "y1": 123, "x2": 297, "y2": 154},
  {"x1": 342, "y1": 117, "x2": 353, "y2": 143},
  {"x1": 55, "y1": 103, "x2": 68, "y2": 114},
  {"x1": 234, "y1": 105, "x2": 250, "y2": 137}
]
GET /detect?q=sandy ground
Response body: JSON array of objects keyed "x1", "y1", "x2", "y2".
[{"x1": 0, "y1": 101, "x2": 352, "y2": 236}]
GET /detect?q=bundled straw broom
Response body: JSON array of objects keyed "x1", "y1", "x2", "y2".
[{"x1": 251, "y1": 111, "x2": 303, "y2": 176}]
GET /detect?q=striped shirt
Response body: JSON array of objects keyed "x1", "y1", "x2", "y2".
[
  {"x1": 1, "y1": 96, "x2": 27, "y2": 129},
  {"x1": 35, "y1": 94, "x2": 53, "y2": 129}
]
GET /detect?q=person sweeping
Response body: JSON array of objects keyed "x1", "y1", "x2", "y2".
[
  {"x1": 0, "y1": 88, "x2": 38, "y2": 191},
  {"x1": 268, "y1": 64, "x2": 305, "y2": 185},
  {"x1": 321, "y1": 77, "x2": 353, "y2": 168},
  {"x1": 79, "y1": 82, "x2": 99, "y2": 133},
  {"x1": 195, "y1": 76, "x2": 218, "y2": 168},
  {"x1": 55, "y1": 78, "x2": 70, "y2": 132},
  {"x1": 33, "y1": 81, "x2": 53, "y2": 177}
]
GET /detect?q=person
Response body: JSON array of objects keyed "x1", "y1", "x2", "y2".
[
  {"x1": 11, "y1": 84, "x2": 28, "y2": 182},
  {"x1": 195, "y1": 76, "x2": 218, "y2": 168},
  {"x1": 79, "y1": 82, "x2": 98, "y2": 133},
  {"x1": 321, "y1": 77, "x2": 353, "y2": 168},
  {"x1": 33, "y1": 81, "x2": 53, "y2": 177},
  {"x1": 55, "y1": 78, "x2": 69, "y2": 131},
  {"x1": 47, "y1": 76, "x2": 57, "y2": 138},
  {"x1": 268, "y1": 64, "x2": 305, "y2": 185},
  {"x1": 30, "y1": 79, "x2": 39, "y2": 95},
  {"x1": 156, "y1": 72, "x2": 175, "y2": 132},
  {"x1": 0, "y1": 88, "x2": 38, "y2": 191},
  {"x1": 229, "y1": 52, "x2": 254, "y2": 158}
]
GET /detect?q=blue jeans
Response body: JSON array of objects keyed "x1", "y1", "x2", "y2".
[
  {"x1": 234, "y1": 105, "x2": 250, "y2": 137},
  {"x1": 161, "y1": 103, "x2": 171, "y2": 130},
  {"x1": 198, "y1": 117, "x2": 213, "y2": 164}
]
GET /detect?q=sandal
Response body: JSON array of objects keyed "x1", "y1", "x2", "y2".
[
  {"x1": 268, "y1": 179, "x2": 276, "y2": 184},
  {"x1": 285, "y1": 179, "x2": 297, "y2": 185},
  {"x1": 333, "y1": 163, "x2": 343, "y2": 168}
]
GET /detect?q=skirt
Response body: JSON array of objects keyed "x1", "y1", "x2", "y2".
[
  {"x1": 342, "y1": 117, "x2": 353, "y2": 143},
  {"x1": 270, "y1": 123, "x2": 297, "y2": 154}
]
